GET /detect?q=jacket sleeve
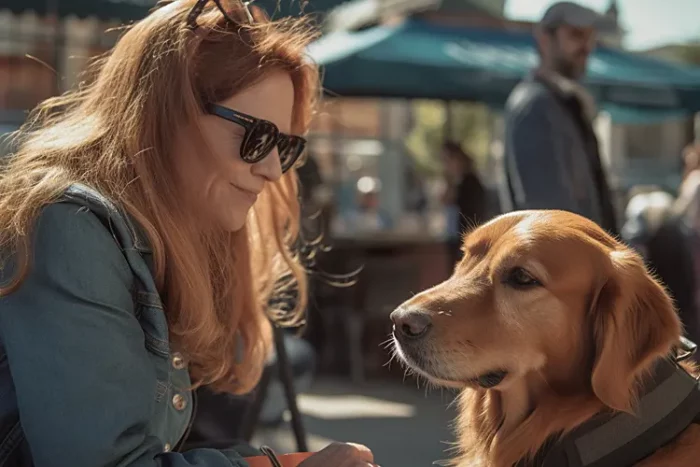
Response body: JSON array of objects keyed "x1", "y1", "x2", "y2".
[
  {"x1": 506, "y1": 93, "x2": 580, "y2": 212},
  {"x1": 0, "y1": 203, "x2": 249, "y2": 467}
]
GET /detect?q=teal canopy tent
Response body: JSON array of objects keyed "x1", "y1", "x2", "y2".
[
  {"x1": 257, "y1": 0, "x2": 347, "y2": 18},
  {"x1": 601, "y1": 104, "x2": 691, "y2": 125},
  {"x1": 308, "y1": 18, "x2": 700, "y2": 112}
]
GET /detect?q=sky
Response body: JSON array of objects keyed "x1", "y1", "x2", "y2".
[{"x1": 505, "y1": 0, "x2": 700, "y2": 51}]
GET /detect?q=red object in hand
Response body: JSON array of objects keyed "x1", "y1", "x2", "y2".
[
  {"x1": 245, "y1": 452, "x2": 379, "y2": 466},
  {"x1": 244, "y1": 452, "x2": 313, "y2": 467}
]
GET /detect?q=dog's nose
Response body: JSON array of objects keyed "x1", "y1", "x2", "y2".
[{"x1": 391, "y1": 308, "x2": 432, "y2": 339}]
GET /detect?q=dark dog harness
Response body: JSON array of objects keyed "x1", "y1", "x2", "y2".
[{"x1": 521, "y1": 337, "x2": 700, "y2": 467}]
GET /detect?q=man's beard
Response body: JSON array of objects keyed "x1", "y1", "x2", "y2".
[{"x1": 553, "y1": 54, "x2": 587, "y2": 80}]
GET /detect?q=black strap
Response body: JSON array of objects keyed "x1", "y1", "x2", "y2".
[
  {"x1": 526, "y1": 357, "x2": 700, "y2": 467},
  {"x1": 260, "y1": 446, "x2": 283, "y2": 467},
  {"x1": 574, "y1": 373, "x2": 700, "y2": 467}
]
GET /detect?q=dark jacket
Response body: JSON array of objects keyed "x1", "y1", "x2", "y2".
[
  {"x1": 0, "y1": 184, "x2": 253, "y2": 466},
  {"x1": 647, "y1": 218, "x2": 699, "y2": 343},
  {"x1": 624, "y1": 211, "x2": 700, "y2": 346},
  {"x1": 502, "y1": 73, "x2": 618, "y2": 235},
  {"x1": 455, "y1": 172, "x2": 487, "y2": 233}
]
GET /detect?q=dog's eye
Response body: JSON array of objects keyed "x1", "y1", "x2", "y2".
[{"x1": 504, "y1": 267, "x2": 541, "y2": 288}]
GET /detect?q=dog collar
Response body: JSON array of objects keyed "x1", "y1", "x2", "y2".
[{"x1": 524, "y1": 337, "x2": 700, "y2": 467}]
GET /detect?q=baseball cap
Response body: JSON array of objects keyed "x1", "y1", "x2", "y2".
[{"x1": 539, "y1": 2, "x2": 613, "y2": 32}]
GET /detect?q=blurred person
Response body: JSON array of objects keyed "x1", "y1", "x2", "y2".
[
  {"x1": 297, "y1": 153, "x2": 333, "y2": 239},
  {"x1": 502, "y1": 1, "x2": 618, "y2": 235},
  {"x1": 405, "y1": 166, "x2": 428, "y2": 215},
  {"x1": 441, "y1": 141, "x2": 486, "y2": 268},
  {"x1": 677, "y1": 143, "x2": 700, "y2": 233},
  {"x1": 297, "y1": 152, "x2": 323, "y2": 210},
  {"x1": 356, "y1": 190, "x2": 390, "y2": 229},
  {"x1": 342, "y1": 177, "x2": 391, "y2": 232},
  {"x1": 676, "y1": 143, "x2": 700, "y2": 332},
  {"x1": 622, "y1": 190, "x2": 699, "y2": 346},
  {"x1": 0, "y1": 1, "x2": 374, "y2": 466}
]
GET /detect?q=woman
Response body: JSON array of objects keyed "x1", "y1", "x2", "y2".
[
  {"x1": 0, "y1": 1, "x2": 374, "y2": 466},
  {"x1": 441, "y1": 141, "x2": 486, "y2": 269}
]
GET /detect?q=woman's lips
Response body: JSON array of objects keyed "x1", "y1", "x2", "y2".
[{"x1": 231, "y1": 184, "x2": 258, "y2": 204}]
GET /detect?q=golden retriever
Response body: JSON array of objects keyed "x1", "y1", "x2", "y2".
[{"x1": 391, "y1": 210, "x2": 700, "y2": 467}]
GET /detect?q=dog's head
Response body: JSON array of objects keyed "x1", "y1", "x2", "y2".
[{"x1": 391, "y1": 210, "x2": 681, "y2": 412}]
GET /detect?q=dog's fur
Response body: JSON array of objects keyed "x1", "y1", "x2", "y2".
[{"x1": 392, "y1": 210, "x2": 700, "y2": 467}]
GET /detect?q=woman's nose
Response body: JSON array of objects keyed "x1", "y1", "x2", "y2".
[{"x1": 252, "y1": 146, "x2": 283, "y2": 182}]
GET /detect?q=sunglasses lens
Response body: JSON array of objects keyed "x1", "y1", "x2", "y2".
[
  {"x1": 242, "y1": 121, "x2": 278, "y2": 162},
  {"x1": 278, "y1": 136, "x2": 305, "y2": 173}
]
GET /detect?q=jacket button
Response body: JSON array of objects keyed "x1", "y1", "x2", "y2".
[
  {"x1": 172, "y1": 393, "x2": 187, "y2": 411},
  {"x1": 171, "y1": 353, "x2": 186, "y2": 370},
  {"x1": 163, "y1": 443, "x2": 171, "y2": 452}
]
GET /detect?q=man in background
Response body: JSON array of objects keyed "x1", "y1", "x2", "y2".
[{"x1": 503, "y1": 1, "x2": 618, "y2": 235}]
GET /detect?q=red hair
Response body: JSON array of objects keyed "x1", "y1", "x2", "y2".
[{"x1": 0, "y1": 0, "x2": 320, "y2": 394}]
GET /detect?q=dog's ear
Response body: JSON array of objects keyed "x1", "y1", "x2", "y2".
[{"x1": 590, "y1": 248, "x2": 681, "y2": 413}]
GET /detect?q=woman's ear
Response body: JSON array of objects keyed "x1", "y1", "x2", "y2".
[{"x1": 590, "y1": 249, "x2": 681, "y2": 413}]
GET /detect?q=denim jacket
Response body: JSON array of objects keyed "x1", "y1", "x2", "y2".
[{"x1": 0, "y1": 184, "x2": 252, "y2": 466}]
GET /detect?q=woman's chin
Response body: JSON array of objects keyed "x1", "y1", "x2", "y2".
[{"x1": 215, "y1": 211, "x2": 247, "y2": 233}]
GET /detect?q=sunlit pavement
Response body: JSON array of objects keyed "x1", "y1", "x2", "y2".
[{"x1": 252, "y1": 377, "x2": 459, "y2": 467}]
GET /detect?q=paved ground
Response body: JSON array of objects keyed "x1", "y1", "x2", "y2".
[{"x1": 252, "y1": 377, "x2": 460, "y2": 467}]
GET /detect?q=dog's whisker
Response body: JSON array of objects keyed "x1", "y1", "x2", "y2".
[
  {"x1": 446, "y1": 396, "x2": 461, "y2": 411},
  {"x1": 383, "y1": 354, "x2": 393, "y2": 367},
  {"x1": 380, "y1": 337, "x2": 396, "y2": 350},
  {"x1": 383, "y1": 348, "x2": 398, "y2": 369}
]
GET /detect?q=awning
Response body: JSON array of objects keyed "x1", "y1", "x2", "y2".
[
  {"x1": 601, "y1": 104, "x2": 691, "y2": 125},
  {"x1": 258, "y1": 0, "x2": 350, "y2": 18},
  {"x1": 308, "y1": 19, "x2": 700, "y2": 111},
  {"x1": 1, "y1": 0, "x2": 156, "y2": 22}
]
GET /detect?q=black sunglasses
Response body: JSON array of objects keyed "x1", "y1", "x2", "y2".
[
  {"x1": 187, "y1": 0, "x2": 254, "y2": 30},
  {"x1": 206, "y1": 103, "x2": 307, "y2": 174}
]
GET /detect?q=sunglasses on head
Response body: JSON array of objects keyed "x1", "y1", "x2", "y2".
[
  {"x1": 187, "y1": 0, "x2": 255, "y2": 30},
  {"x1": 206, "y1": 103, "x2": 307, "y2": 174}
]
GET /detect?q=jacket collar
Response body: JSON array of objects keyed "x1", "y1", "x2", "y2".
[{"x1": 531, "y1": 69, "x2": 599, "y2": 121}]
